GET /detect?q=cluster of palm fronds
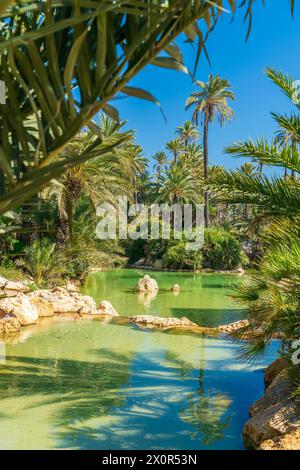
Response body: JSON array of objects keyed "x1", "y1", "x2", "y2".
[
  {"x1": 210, "y1": 67, "x2": 300, "y2": 397},
  {"x1": 0, "y1": 0, "x2": 261, "y2": 215},
  {"x1": 151, "y1": 120, "x2": 204, "y2": 205}
]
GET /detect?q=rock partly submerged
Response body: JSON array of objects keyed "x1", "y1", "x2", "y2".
[
  {"x1": 136, "y1": 275, "x2": 159, "y2": 293},
  {"x1": 0, "y1": 294, "x2": 38, "y2": 326},
  {"x1": 98, "y1": 300, "x2": 119, "y2": 317},
  {"x1": 171, "y1": 284, "x2": 180, "y2": 293},
  {"x1": 128, "y1": 315, "x2": 197, "y2": 328},
  {"x1": 0, "y1": 315, "x2": 21, "y2": 335},
  {"x1": 218, "y1": 319, "x2": 249, "y2": 334}
]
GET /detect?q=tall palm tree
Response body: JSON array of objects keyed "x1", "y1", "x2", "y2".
[
  {"x1": 186, "y1": 74, "x2": 235, "y2": 227},
  {"x1": 0, "y1": 2, "x2": 292, "y2": 215}
]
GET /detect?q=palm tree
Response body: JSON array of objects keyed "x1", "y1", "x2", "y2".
[
  {"x1": 153, "y1": 151, "x2": 169, "y2": 184},
  {"x1": 176, "y1": 121, "x2": 199, "y2": 155},
  {"x1": 157, "y1": 166, "x2": 201, "y2": 206},
  {"x1": 210, "y1": 68, "x2": 300, "y2": 398},
  {"x1": 135, "y1": 170, "x2": 153, "y2": 204},
  {"x1": 44, "y1": 117, "x2": 140, "y2": 242},
  {"x1": 166, "y1": 138, "x2": 184, "y2": 164},
  {"x1": 239, "y1": 162, "x2": 258, "y2": 220},
  {"x1": 186, "y1": 74, "x2": 235, "y2": 227},
  {"x1": 180, "y1": 143, "x2": 204, "y2": 174},
  {"x1": 0, "y1": 2, "x2": 293, "y2": 215},
  {"x1": 273, "y1": 112, "x2": 300, "y2": 179}
]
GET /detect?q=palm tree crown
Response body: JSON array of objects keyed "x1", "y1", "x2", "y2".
[
  {"x1": 186, "y1": 74, "x2": 235, "y2": 227},
  {"x1": 185, "y1": 75, "x2": 235, "y2": 127}
]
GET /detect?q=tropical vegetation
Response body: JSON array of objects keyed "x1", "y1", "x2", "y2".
[{"x1": 210, "y1": 67, "x2": 300, "y2": 399}]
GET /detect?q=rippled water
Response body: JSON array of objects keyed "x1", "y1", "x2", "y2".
[{"x1": 0, "y1": 270, "x2": 278, "y2": 450}]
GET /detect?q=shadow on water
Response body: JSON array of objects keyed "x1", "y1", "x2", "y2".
[
  {"x1": 0, "y1": 345, "x2": 248, "y2": 449},
  {"x1": 171, "y1": 308, "x2": 247, "y2": 327}
]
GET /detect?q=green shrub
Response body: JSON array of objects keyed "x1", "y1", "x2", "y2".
[
  {"x1": 17, "y1": 239, "x2": 67, "y2": 287},
  {"x1": 202, "y1": 227, "x2": 245, "y2": 270},
  {"x1": 0, "y1": 262, "x2": 27, "y2": 281},
  {"x1": 163, "y1": 241, "x2": 202, "y2": 270}
]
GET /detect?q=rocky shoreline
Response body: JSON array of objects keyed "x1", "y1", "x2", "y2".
[
  {"x1": 0, "y1": 274, "x2": 250, "y2": 341},
  {"x1": 243, "y1": 358, "x2": 300, "y2": 450}
]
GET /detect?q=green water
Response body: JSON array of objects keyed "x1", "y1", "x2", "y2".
[
  {"x1": 0, "y1": 270, "x2": 279, "y2": 450},
  {"x1": 82, "y1": 269, "x2": 246, "y2": 326}
]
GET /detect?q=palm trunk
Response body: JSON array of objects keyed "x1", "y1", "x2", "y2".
[{"x1": 203, "y1": 116, "x2": 209, "y2": 228}]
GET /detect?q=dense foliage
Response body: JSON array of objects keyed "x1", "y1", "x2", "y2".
[
  {"x1": 0, "y1": 0, "x2": 257, "y2": 215},
  {"x1": 210, "y1": 68, "x2": 300, "y2": 399}
]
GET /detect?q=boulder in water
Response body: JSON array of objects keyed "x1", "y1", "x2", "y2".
[
  {"x1": 0, "y1": 315, "x2": 21, "y2": 335},
  {"x1": 0, "y1": 294, "x2": 38, "y2": 325},
  {"x1": 171, "y1": 284, "x2": 180, "y2": 293},
  {"x1": 98, "y1": 300, "x2": 119, "y2": 317},
  {"x1": 135, "y1": 275, "x2": 158, "y2": 292},
  {"x1": 27, "y1": 294, "x2": 55, "y2": 318},
  {"x1": 128, "y1": 315, "x2": 197, "y2": 329}
]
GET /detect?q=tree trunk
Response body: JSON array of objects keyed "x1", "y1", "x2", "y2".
[{"x1": 203, "y1": 116, "x2": 209, "y2": 228}]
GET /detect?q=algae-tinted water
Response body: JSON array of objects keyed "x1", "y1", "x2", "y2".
[{"x1": 0, "y1": 271, "x2": 278, "y2": 449}]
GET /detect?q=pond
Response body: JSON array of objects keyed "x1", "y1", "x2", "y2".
[{"x1": 0, "y1": 270, "x2": 278, "y2": 450}]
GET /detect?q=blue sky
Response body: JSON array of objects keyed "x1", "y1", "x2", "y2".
[{"x1": 115, "y1": 0, "x2": 299, "y2": 171}]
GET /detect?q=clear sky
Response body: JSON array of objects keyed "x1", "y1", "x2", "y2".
[{"x1": 114, "y1": 0, "x2": 300, "y2": 171}]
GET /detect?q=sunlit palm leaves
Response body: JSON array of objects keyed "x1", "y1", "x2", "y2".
[
  {"x1": 213, "y1": 68, "x2": 300, "y2": 389},
  {"x1": 0, "y1": 0, "x2": 247, "y2": 215},
  {"x1": 225, "y1": 138, "x2": 300, "y2": 174},
  {"x1": 157, "y1": 165, "x2": 202, "y2": 205}
]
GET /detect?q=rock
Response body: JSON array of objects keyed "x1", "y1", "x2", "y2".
[
  {"x1": 64, "y1": 280, "x2": 79, "y2": 293},
  {"x1": 128, "y1": 315, "x2": 197, "y2": 329},
  {"x1": 0, "y1": 276, "x2": 6, "y2": 289},
  {"x1": 259, "y1": 429, "x2": 300, "y2": 450},
  {"x1": 244, "y1": 399, "x2": 300, "y2": 449},
  {"x1": 0, "y1": 294, "x2": 38, "y2": 326},
  {"x1": 0, "y1": 315, "x2": 21, "y2": 335},
  {"x1": 28, "y1": 289, "x2": 98, "y2": 315},
  {"x1": 153, "y1": 259, "x2": 163, "y2": 269},
  {"x1": 98, "y1": 300, "x2": 119, "y2": 317},
  {"x1": 171, "y1": 284, "x2": 180, "y2": 293},
  {"x1": 249, "y1": 372, "x2": 292, "y2": 417},
  {"x1": 133, "y1": 258, "x2": 146, "y2": 267},
  {"x1": 264, "y1": 357, "x2": 289, "y2": 389},
  {"x1": 27, "y1": 295, "x2": 55, "y2": 318},
  {"x1": 136, "y1": 275, "x2": 158, "y2": 292},
  {"x1": 218, "y1": 319, "x2": 249, "y2": 333},
  {"x1": 243, "y1": 370, "x2": 300, "y2": 450},
  {"x1": 0, "y1": 275, "x2": 29, "y2": 293},
  {"x1": 236, "y1": 267, "x2": 245, "y2": 275}
]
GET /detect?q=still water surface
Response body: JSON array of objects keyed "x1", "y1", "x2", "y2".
[{"x1": 0, "y1": 270, "x2": 278, "y2": 449}]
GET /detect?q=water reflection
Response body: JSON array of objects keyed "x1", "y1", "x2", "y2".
[
  {"x1": 137, "y1": 290, "x2": 158, "y2": 309},
  {"x1": 0, "y1": 319, "x2": 279, "y2": 450}
]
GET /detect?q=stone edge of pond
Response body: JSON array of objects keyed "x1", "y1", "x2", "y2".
[
  {"x1": 0, "y1": 275, "x2": 251, "y2": 343},
  {"x1": 243, "y1": 358, "x2": 300, "y2": 450}
]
